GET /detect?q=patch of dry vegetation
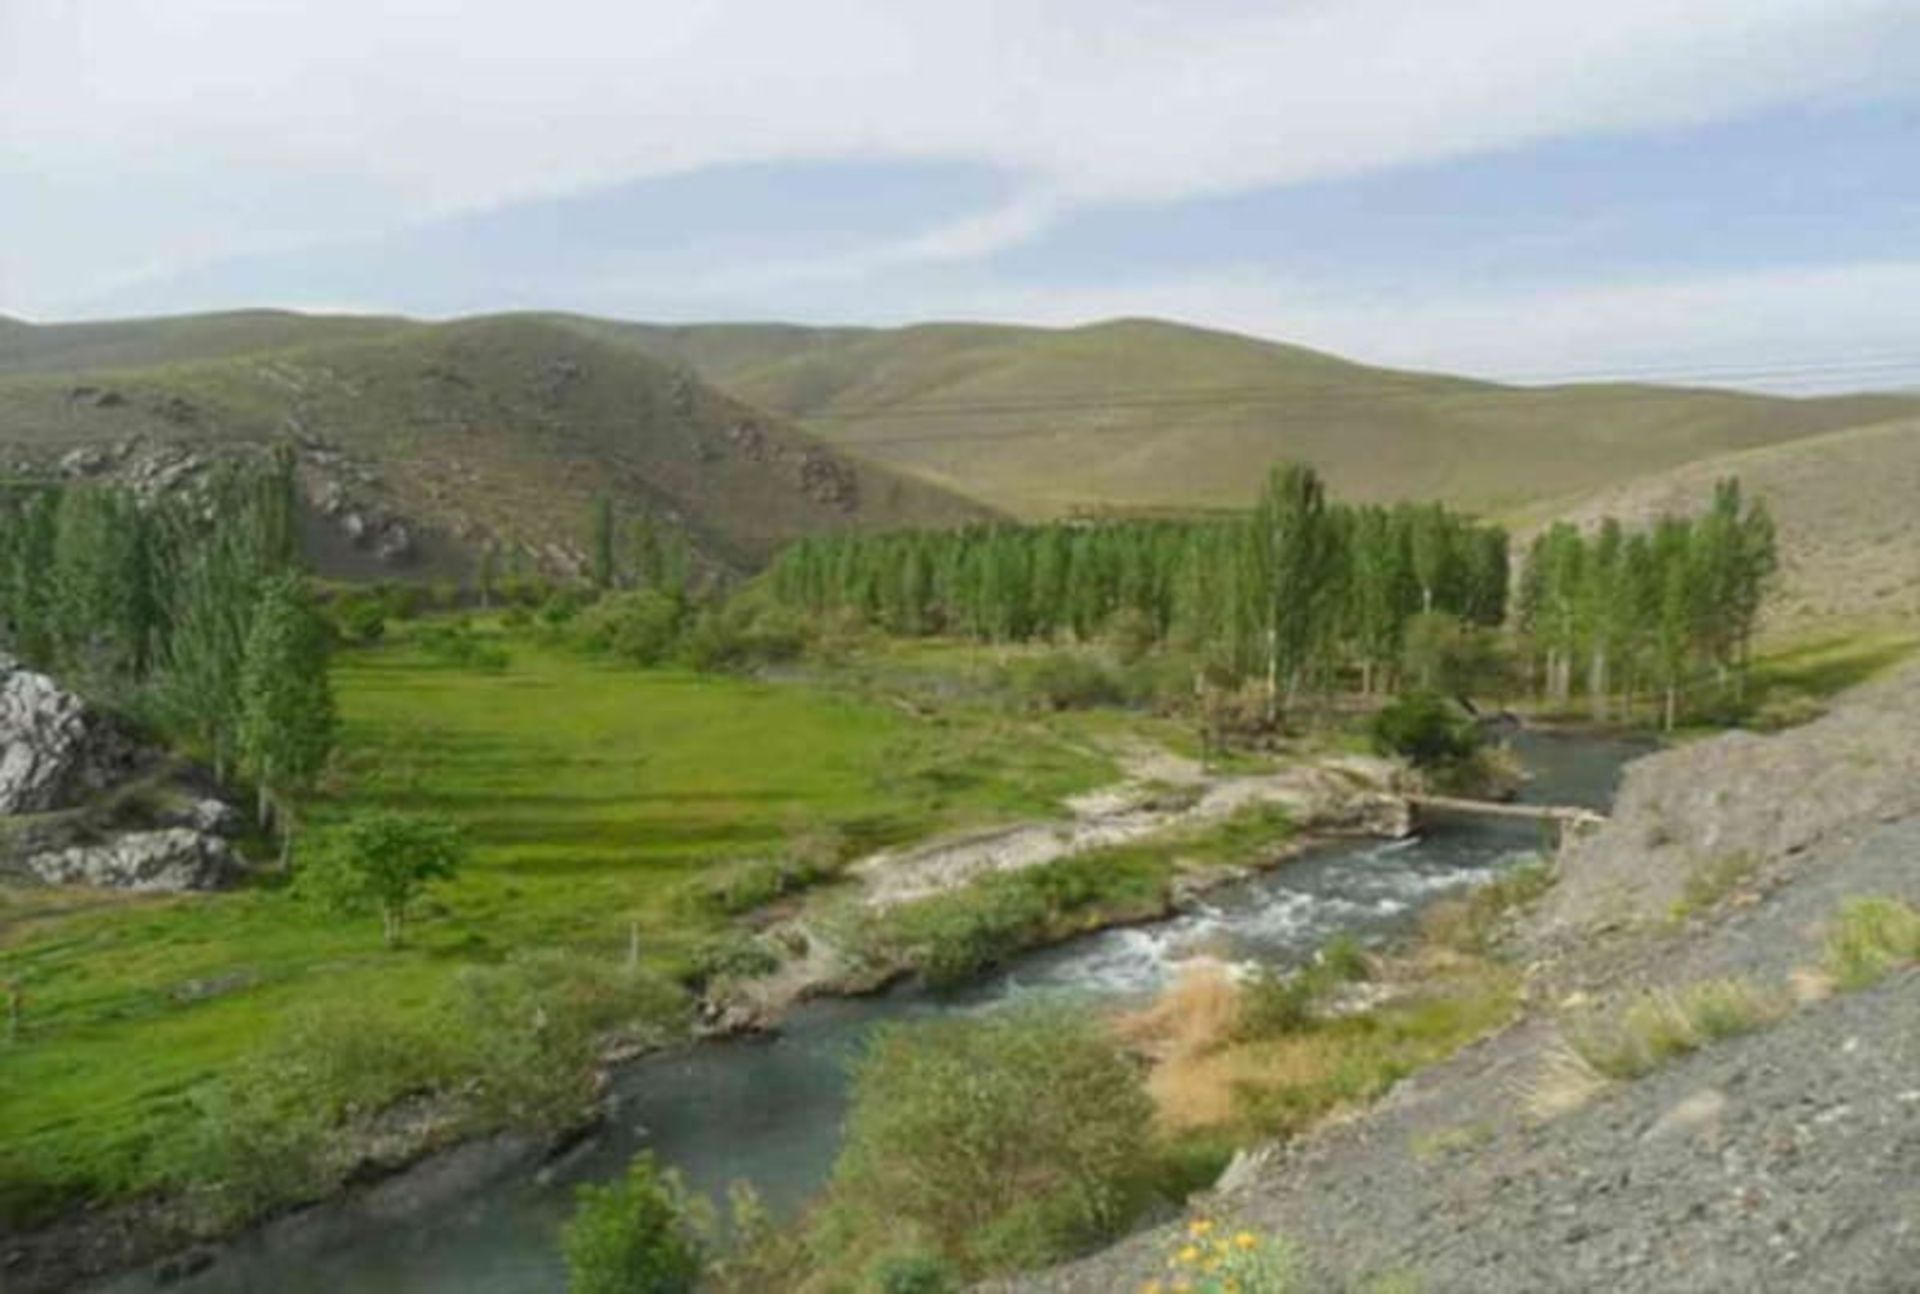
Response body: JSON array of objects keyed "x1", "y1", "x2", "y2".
[{"x1": 1120, "y1": 951, "x2": 1519, "y2": 1141}]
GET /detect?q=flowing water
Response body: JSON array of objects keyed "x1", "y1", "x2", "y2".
[{"x1": 109, "y1": 730, "x2": 1644, "y2": 1294}]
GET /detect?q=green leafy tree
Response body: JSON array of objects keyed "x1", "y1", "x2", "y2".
[
  {"x1": 237, "y1": 574, "x2": 336, "y2": 845},
  {"x1": 301, "y1": 811, "x2": 466, "y2": 947},
  {"x1": 561, "y1": 1155, "x2": 705, "y2": 1294}
]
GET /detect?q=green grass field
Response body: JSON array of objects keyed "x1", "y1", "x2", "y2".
[{"x1": 0, "y1": 635, "x2": 1112, "y2": 1214}]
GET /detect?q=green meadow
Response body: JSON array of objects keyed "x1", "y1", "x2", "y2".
[{"x1": 0, "y1": 633, "x2": 1113, "y2": 1214}]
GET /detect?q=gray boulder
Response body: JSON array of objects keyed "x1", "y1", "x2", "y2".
[
  {"x1": 23, "y1": 828, "x2": 240, "y2": 891},
  {"x1": 0, "y1": 655, "x2": 137, "y2": 815}
]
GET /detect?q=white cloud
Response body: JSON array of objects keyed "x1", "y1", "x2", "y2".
[{"x1": 3, "y1": 0, "x2": 1917, "y2": 311}]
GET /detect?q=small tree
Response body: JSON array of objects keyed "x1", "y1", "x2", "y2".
[
  {"x1": 562, "y1": 1154, "x2": 705, "y2": 1294},
  {"x1": 302, "y1": 811, "x2": 466, "y2": 947}
]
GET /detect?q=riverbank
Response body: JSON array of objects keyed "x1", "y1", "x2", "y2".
[
  {"x1": 1001, "y1": 662, "x2": 1920, "y2": 1292},
  {"x1": 37, "y1": 729, "x2": 1648, "y2": 1294},
  {"x1": 3, "y1": 728, "x2": 1417, "y2": 1293}
]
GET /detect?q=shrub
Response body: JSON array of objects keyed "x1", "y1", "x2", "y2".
[
  {"x1": 868, "y1": 1252, "x2": 959, "y2": 1294},
  {"x1": 415, "y1": 618, "x2": 511, "y2": 671},
  {"x1": 571, "y1": 590, "x2": 686, "y2": 665},
  {"x1": 561, "y1": 1155, "x2": 705, "y2": 1294},
  {"x1": 1822, "y1": 896, "x2": 1920, "y2": 990},
  {"x1": 682, "y1": 934, "x2": 782, "y2": 987},
  {"x1": 815, "y1": 1005, "x2": 1156, "y2": 1277},
  {"x1": 1234, "y1": 967, "x2": 1328, "y2": 1040},
  {"x1": 1011, "y1": 651, "x2": 1124, "y2": 711},
  {"x1": 541, "y1": 587, "x2": 594, "y2": 627},
  {"x1": 1668, "y1": 851, "x2": 1762, "y2": 925},
  {"x1": 684, "y1": 831, "x2": 846, "y2": 917},
  {"x1": 375, "y1": 581, "x2": 428, "y2": 621},
  {"x1": 678, "y1": 600, "x2": 810, "y2": 673},
  {"x1": 331, "y1": 592, "x2": 387, "y2": 645},
  {"x1": 1369, "y1": 690, "x2": 1481, "y2": 769},
  {"x1": 1563, "y1": 978, "x2": 1785, "y2": 1080},
  {"x1": 861, "y1": 848, "x2": 1170, "y2": 987},
  {"x1": 452, "y1": 952, "x2": 686, "y2": 1130},
  {"x1": 1319, "y1": 933, "x2": 1371, "y2": 982}
]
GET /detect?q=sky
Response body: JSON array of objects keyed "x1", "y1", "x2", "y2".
[{"x1": 3, "y1": 1, "x2": 1919, "y2": 390}]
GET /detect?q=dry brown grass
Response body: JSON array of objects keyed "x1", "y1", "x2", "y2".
[{"x1": 1118, "y1": 954, "x2": 1518, "y2": 1139}]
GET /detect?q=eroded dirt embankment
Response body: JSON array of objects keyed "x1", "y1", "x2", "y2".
[{"x1": 999, "y1": 667, "x2": 1920, "y2": 1294}]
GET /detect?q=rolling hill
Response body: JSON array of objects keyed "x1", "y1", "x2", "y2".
[
  {"x1": 0, "y1": 314, "x2": 996, "y2": 581},
  {"x1": 599, "y1": 317, "x2": 1920, "y2": 519}
]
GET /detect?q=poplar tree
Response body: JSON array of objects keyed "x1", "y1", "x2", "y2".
[{"x1": 237, "y1": 573, "x2": 337, "y2": 845}]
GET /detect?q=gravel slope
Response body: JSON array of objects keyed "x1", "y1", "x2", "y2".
[{"x1": 999, "y1": 666, "x2": 1920, "y2": 1294}]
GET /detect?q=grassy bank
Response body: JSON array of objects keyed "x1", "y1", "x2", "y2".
[{"x1": 0, "y1": 633, "x2": 1113, "y2": 1221}]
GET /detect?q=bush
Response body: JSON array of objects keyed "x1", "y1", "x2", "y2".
[
  {"x1": 331, "y1": 592, "x2": 388, "y2": 645},
  {"x1": 1822, "y1": 896, "x2": 1920, "y2": 990},
  {"x1": 684, "y1": 828, "x2": 847, "y2": 918},
  {"x1": 541, "y1": 587, "x2": 594, "y2": 628},
  {"x1": 1234, "y1": 967, "x2": 1328, "y2": 1040},
  {"x1": 862, "y1": 848, "x2": 1170, "y2": 987},
  {"x1": 868, "y1": 1252, "x2": 959, "y2": 1294},
  {"x1": 678, "y1": 600, "x2": 810, "y2": 674},
  {"x1": 815, "y1": 1005, "x2": 1156, "y2": 1277},
  {"x1": 681, "y1": 934, "x2": 782, "y2": 987},
  {"x1": 415, "y1": 618, "x2": 511, "y2": 671},
  {"x1": 375, "y1": 581, "x2": 428, "y2": 621},
  {"x1": 1011, "y1": 652, "x2": 1124, "y2": 711},
  {"x1": 571, "y1": 590, "x2": 686, "y2": 665},
  {"x1": 452, "y1": 952, "x2": 686, "y2": 1130},
  {"x1": 1369, "y1": 691, "x2": 1481, "y2": 768},
  {"x1": 1563, "y1": 978, "x2": 1785, "y2": 1080},
  {"x1": 561, "y1": 1155, "x2": 705, "y2": 1294}
]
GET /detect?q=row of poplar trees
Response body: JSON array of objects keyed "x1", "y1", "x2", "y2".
[
  {"x1": 767, "y1": 464, "x2": 1510, "y2": 711},
  {"x1": 1517, "y1": 479, "x2": 1776, "y2": 729},
  {"x1": 0, "y1": 452, "x2": 335, "y2": 841}
]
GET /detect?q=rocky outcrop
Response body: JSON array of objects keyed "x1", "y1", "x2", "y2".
[
  {"x1": 0, "y1": 655, "x2": 243, "y2": 891},
  {"x1": 23, "y1": 828, "x2": 240, "y2": 891},
  {"x1": 0, "y1": 655, "x2": 139, "y2": 814}
]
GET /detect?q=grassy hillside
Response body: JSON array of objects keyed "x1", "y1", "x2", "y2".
[
  {"x1": 0, "y1": 314, "x2": 995, "y2": 579},
  {"x1": 602, "y1": 317, "x2": 1920, "y2": 518},
  {"x1": 1526, "y1": 417, "x2": 1920, "y2": 632}
]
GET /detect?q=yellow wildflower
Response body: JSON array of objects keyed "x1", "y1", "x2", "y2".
[
  {"x1": 1141, "y1": 1283, "x2": 1164, "y2": 1294},
  {"x1": 1177, "y1": 1244, "x2": 1201, "y2": 1265},
  {"x1": 1234, "y1": 1230, "x2": 1259, "y2": 1250},
  {"x1": 1188, "y1": 1218, "x2": 1215, "y2": 1238}
]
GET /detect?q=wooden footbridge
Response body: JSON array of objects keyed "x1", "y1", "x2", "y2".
[{"x1": 1407, "y1": 794, "x2": 1608, "y2": 838}]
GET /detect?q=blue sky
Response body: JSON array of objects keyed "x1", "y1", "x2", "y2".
[{"x1": 4, "y1": 1, "x2": 1918, "y2": 389}]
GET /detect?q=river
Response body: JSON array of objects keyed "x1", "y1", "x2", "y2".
[{"x1": 106, "y1": 730, "x2": 1645, "y2": 1294}]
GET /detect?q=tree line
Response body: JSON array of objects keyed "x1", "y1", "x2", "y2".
[
  {"x1": 0, "y1": 452, "x2": 335, "y2": 837},
  {"x1": 767, "y1": 464, "x2": 1510, "y2": 711},
  {"x1": 1517, "y1": 479, "x2": 1776, "y2": 729}
]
